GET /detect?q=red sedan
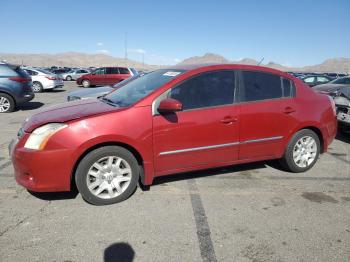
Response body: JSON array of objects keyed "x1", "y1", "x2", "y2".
[{"x1": 9, "y1": 64, "x2": 337, "y2": 205}]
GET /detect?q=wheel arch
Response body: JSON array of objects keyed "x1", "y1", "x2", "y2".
[
  {"x1": 295, "y1": 126, "x2": 325, "y2": 153},
  {"x1": 71, "y1": 141, "x2": 145, "y2": 190}
]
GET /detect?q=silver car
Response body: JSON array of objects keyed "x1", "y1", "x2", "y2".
[
  {"x1": 67, "y1": 73, "x2": 146, "y2": 101},
  {"x1": 60, "y1": 69, "x2": 90, "y2": 81}
]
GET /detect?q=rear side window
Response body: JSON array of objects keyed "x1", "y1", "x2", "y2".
[
  {"x1": 241, "y1": 71, "x2": 282, "y2": 102},
  {"x1": 119, "y1": 68, "x2": 130, "y2": 74},
  {"x1": 107, "y1": 68, "x2": 119, "y2": 74},
  {"x1": 169, "y1": 70, "x2": 236, "y2": 110}
]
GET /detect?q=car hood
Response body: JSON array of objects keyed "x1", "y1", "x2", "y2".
[
  {"x1": 23, "y1": 99, "x2": 121, "y2": 132},
  {"x1": 68, "y1": 86, "x2": 114, "y2": 98},
  {"x1": 313, "y1": 83, "x2": 348, "y2": 93}
]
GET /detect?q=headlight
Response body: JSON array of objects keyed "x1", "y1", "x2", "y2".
[{"x1": 24, "y1": 123, "x2": 67, "y2": 150}]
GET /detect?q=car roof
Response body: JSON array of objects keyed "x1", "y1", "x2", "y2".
[{"x1": 164, "y1": 63, "x2": 289, "y2": 76}]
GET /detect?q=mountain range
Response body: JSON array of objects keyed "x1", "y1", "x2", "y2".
[{"x1": 1, "y1": 52, "x2": 350, "y2": 73}]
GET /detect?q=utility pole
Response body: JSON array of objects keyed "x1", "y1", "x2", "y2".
[{"x1": 124, "y1": 32, "x2": 128, "y2": 66}]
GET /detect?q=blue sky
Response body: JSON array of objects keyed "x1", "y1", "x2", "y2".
[{"x1": 1, "y1": 0, "x2": 349, "y2": 66}]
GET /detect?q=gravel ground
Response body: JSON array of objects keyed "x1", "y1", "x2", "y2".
[{"x1": 0, "y1": 82, "x2": 349, "y2": 262}]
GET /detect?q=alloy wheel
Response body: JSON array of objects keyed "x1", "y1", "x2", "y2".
[
  {"x1": 0, "y1": 96, "x2": 10, "y2": 112},
  {"x1": 32, "y1": 83, "x2": 42, "y2": 92},
  {"x1": 292, "y1": 136, "x2": 317, "y2": 168},
  {"x1": 86, "y1": 156, "x2": 132, "y2": 199}
]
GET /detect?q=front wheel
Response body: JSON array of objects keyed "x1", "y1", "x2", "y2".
[
  {"x1": 75, "y1": 146, "x2": 139, "y2": 205},
  {"x1": 66, "y1": 75, "x2": 72, "y2": 81},
  {"x1": 280, "y1": 129, "x2": 320, "y2": 172},
  {"x1": 82, "y1": 79, "x2": 90, "y2": 88}
]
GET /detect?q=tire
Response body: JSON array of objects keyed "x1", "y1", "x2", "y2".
[
  {"x1": 280, "y1": 129, "x2": 320, "y2": 173},
  {"x1": 75, "y1": 146, "x2": 140, "y2": 205},
  {"x1": 32, "y1": 81, "x2": 43, "y2": 93},
  {"x1": 0, "y1": 93, "x2": 15, "y2": 113},
  {"x1": 66, "y1": 75, "x2": 72, "y2": 81},
  {"x1": 82, "y1": 79, "x2": 90, "y2": 88}
]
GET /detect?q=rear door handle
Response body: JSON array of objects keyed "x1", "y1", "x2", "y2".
[
  {"x1": 283, "y1": 107, "x2": 296, "y2": 114},
  {"x1": 220, "y1": 116, "x2": 238, "y2": 124}
]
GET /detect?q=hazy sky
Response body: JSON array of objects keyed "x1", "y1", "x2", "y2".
[{"x1": 1, "y1": 0, "x2": 349, "y2": 66}]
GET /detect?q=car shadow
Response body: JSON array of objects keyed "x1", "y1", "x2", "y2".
[
  {"x1": 17, "y1": 101, "x2": 44, "y2": 111},
  {"x1": 28, "y1": 189, "x2": 79, "y2": 201},
  {"x1": 336, "y1": 130, "x2": 350, "y2": 143},
  {"x1": 104, "y1": 242, "x2": 135, "y2": 262},
  {"x1": 152, "y1": 161, "x2": 269, "y2": 185}
]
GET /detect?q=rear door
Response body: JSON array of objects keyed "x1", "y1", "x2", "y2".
[
  {"x1": 238, "y1": 70, "x2": 298, "y2": 160},
  {"x1": 153, "y1": 70, "x2": 240, "y2": 175}
]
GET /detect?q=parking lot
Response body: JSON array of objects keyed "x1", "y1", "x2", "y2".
[{"x1": 0, "y1": 82, "x2": 350, "y2": 262}]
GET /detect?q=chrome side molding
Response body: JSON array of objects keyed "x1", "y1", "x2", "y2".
[{"x1": 159, "y1": 136, "x2": 283, "y2": 156}]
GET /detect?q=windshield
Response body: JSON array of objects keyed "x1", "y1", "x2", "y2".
[
  {"x1": 111, "y1": 73, "x2": 147, "y2": 89},
  {"x1": 331, "y1": 77, "x2": 350, "y2": 84},
  {"x1": 103, "y1": 69, "x2": 185, "y2": 107}
]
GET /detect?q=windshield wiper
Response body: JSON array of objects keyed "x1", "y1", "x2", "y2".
[{"x1": 100, "y1": 97, "x2": 119, "y2": 107}]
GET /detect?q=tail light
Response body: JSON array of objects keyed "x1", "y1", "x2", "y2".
[
  {"x1": 45, "y1": 76, "x2": 57, "y2": 80},
  {"x1": 327, "y1": 96, "x2": 336, "y2": 116},
  {"x1": 9, "y1": 77, "x2": 30, "y2": 83}
]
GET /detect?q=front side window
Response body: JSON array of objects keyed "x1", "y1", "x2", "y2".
[
  {"x1": 241, "y1": 71, "x2": 282, "y2": 102},
  {"x1": 169, "y1": 70, "x2": 236, "y2": 110},
  {"x1": 94, "y1": 68, "x2": 106, "y2": 75}
]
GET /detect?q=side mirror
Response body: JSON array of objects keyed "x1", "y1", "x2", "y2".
[{"x1": 158, "y1": 98, "x2": 182, "y2": 113}]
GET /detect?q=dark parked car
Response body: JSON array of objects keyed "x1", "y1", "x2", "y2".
[
  {"x1": 0, "y1": 63, "x2": 34, "y2": 113},
  {"x1": 301, "y1": 75, "x2": 332, "y2": 87},
  {"x1": 76, "y1": 67, "x2": 137, "y2": 88},
  {"x1": 10, "y1": 64, "x2": 337, "y2": 205}
]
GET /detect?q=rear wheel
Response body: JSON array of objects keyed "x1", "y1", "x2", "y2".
[
  {"x1": 0, "y1": 93, "x2": 15, "y2": 113},
  {"x1": 32, "y1": 81, "x2": 43, "y2": 93},
  {"x1": 66, "y1": 75, "x2": 72, "y2": 81},
  {"x1": 75, "y1": 146, "x2": 139, "y2": 205},
  {"x1": 280, "y1": 129, "x2": 320, "y2": 172},
  {"x1": 82, "y1": 79, "x2": 90, "y2": 88}
]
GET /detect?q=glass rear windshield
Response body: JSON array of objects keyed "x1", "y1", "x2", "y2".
[{"x1": 103, "y1": 69, "x2": 185, "y2": 107}]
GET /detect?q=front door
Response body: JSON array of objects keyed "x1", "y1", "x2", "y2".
[
  {"x1": 152, "y1": 70, "x2": 240, "y2": 175},
  {"x1": 90, "y1": 67, "x2": 107, "y2": 85}
]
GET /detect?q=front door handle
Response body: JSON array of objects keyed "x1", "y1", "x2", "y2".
[
  {"x1": 220, "y1": 116, "x2": 238, "y2": 124},
  {"x1": 283, "y1": 107, "x2": 296, "y2": 114}
]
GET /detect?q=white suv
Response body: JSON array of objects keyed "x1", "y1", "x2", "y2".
[{"x1": 23, "y1": 68, "x2": 64, "y2": 93}]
